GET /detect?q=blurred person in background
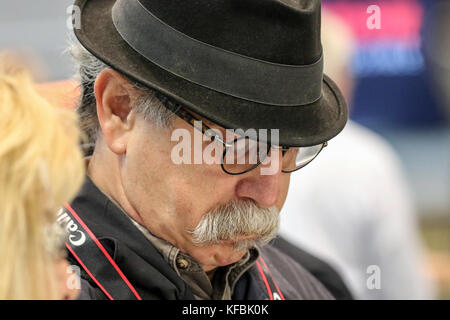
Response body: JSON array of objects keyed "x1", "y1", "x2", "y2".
[
  {"x1": 279, "y1": 11, "x2": 436, "y2": 299},
  {"x1": 0, "y1": 58, "x2": 84, "y2": 299}
]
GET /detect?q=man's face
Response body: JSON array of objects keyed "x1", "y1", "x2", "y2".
[
  {"x1": 93, "y1": 70, "x2": 291, "y2": 272},
  {"x1": 121, "y1": 114, "x2": 291, "y2": 271}
]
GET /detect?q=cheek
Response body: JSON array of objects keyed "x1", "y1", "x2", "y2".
[
  {"x1": 121, "y1": 131, "x2": 207, "y2": 236},
  {"x1": 126, "y1": 143, "x2": 167, "y2": 205},
  {"x1": 122, "y1": 121, "x2": 237, "y2": 244},
  {"x1": 122, "y1": 127, "x2": 180, "y2": 222},
  {"x1": 277, "y1": 174, "x2": 291, "y2": 211},
  {"x1": 188, "y1": 243, "x2": 248, "y2": 270}
]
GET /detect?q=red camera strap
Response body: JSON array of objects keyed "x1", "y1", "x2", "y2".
[
  {"x1": 58, "y1": 203, "x2": 142, "y2": 300},
  {"x1": 255, "y1": 257, "x2": 286, "y2": 300}
]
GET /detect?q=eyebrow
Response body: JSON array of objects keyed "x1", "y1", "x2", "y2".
[
  {"x1": 155, "y1": 92, "x2": 234, "y2": 142},
  {"x1": 174, "y1": 102, "x2": 223, "y2": 129},
  {"x1": 180, "y1": 107, "x2": 229, "y2": 138}
]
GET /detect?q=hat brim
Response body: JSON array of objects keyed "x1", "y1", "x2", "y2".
[{"x1": 74, "y1": 0, "x2": 348, "y2": 146}]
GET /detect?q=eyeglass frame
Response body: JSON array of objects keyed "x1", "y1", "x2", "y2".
[{"x1": 155, "y1": 92, "x2": 327, "y2": 175}]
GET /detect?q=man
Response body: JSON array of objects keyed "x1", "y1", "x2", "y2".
[{"x1": 61, "y1": 0, "x2": 348, "y2": 300}]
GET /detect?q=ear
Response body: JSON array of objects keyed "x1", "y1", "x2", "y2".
[{"x1": 94, "y1": 69, "x2": 136, "y2": 155}]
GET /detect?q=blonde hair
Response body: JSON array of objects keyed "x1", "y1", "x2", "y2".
[{"x1": 0, "y1": 63, "x2": 85, "y2": 299}]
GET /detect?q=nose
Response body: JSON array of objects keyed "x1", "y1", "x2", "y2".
[{"x1": 234, "y1": 156, "x2": 283, "y2": 208}]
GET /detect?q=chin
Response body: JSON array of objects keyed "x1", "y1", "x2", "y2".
[
  {"x1": 205, "y1": 243, "x2": 249, "y2": 269},
  {"x1": 188, "y1": 238, "x2": 256, "y2": 271}
]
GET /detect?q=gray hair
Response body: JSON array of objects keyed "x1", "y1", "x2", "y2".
[
  {"x1": 69, "y1": 40, "x2": 175, "y2": 147},
  {"x1": 188, "y1": 199, "x2": 280, "y2": 251}
]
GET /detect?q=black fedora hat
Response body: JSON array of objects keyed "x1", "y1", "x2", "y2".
[{"x1": 73, "y1": 0, "x2": 347, "y2": 146}]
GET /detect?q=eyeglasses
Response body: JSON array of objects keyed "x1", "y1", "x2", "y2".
[{"x1": 156, "y1": 93, "x2": 327, "y2": 175}]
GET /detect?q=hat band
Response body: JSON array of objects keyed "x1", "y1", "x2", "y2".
[{"x1": 112, "y1": 0, "x2": 323, "y2": 106}]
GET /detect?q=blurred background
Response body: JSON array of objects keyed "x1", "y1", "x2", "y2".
[
  {"x1": 0, "y1": 0, "x2": 448, "y2": 299},
  {"x1": 321, "y1": 0, "x2": 450, "y2": 299}
]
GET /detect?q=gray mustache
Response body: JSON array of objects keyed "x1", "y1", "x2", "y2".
[{"x1": 188, "y1": 199, "x2": 279, "y2": 251}]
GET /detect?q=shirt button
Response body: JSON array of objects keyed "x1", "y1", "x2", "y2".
[{"x1": 176, "y1": 257, "x2": 190, "y2": 270}]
